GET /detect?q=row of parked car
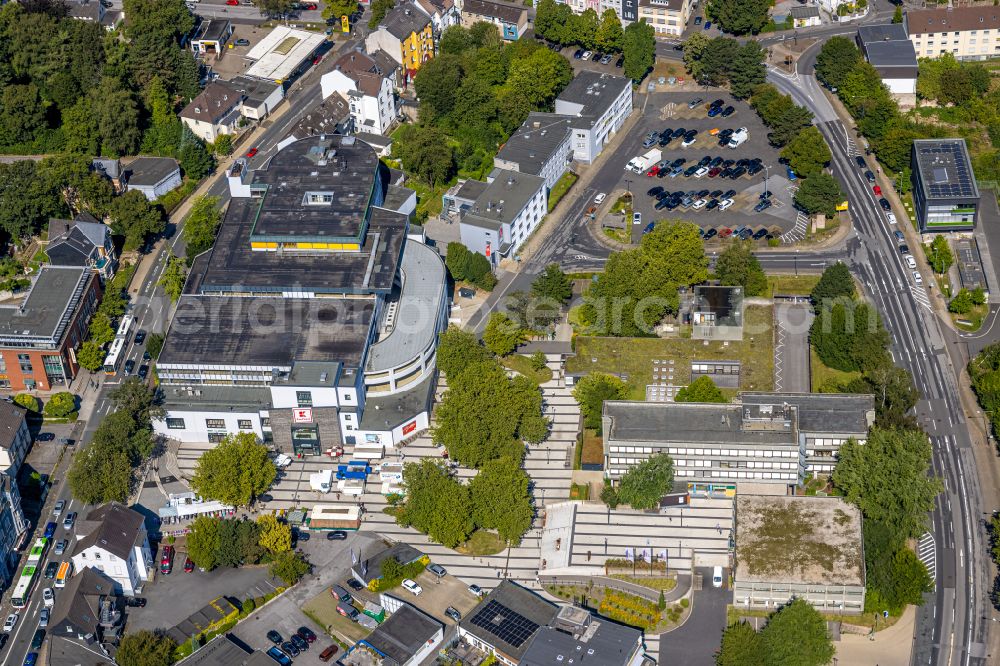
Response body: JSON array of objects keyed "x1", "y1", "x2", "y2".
[
  {"x1": 572, "y1": 48, "x2": 624, "y2": 67},
  {"x1": 266, "y1": 626, "x2": 340, "y2": 664},
  {"x1": 701, "y1": 224, "x2": 774, "y2": 242},
  {"x1": 648, "y1": 155, "x2": 765, "y2": 180},
  {"x1": 689, "y1": 97, "x2": 736, "y2": 119},
  {"x1": 646, "y1": 186, "x2": 738, "y2": 213}
]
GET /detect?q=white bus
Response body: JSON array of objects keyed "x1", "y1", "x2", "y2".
[
  {"x1": 103, "y1": 337, "x2": 126, "y2": 375},
  {"x1": 26, "y1": 538, "x2": 48, "y2": 566},
  {"x1": 116, "y1": 314, "x2": 135, "y2": 340},
  {"x1": 11, "y1": 565, "x2": 38, "y2": 608}
]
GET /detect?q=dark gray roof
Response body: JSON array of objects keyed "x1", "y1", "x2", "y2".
[
  {"x1": 91, "y1": 158, "x2": 120, "y2": 180},
  {"x1": 158, "y1": 296, "x2": 374, "y2": 371},
  {"x1": 48, "y1": 216, "x2": 109, "y2": 265},
  {"x1": 288, "y1": 97, "x2": 350, "y2": 138},
  {"x1": 740, "y1": 392, "x2": 874, "y2": 435},
  {"x1": 862, "y1": 41, "x2": 918, "y2": 74},
  {"x1": 180, "y1": 81, "x2": 242, "y2": 123},
  {"x1": 460, "y1": 581, "x2": 559, "y2": 662},
  {"x1": 789, "y1": 5, "x2": 819, "y2": 18},
  {"x1": 124, "y1": 157, "x2": 180, "y2": 187},
  {"x1": 361, "y1": 603, "x2": 442, "y2": 664},
  {"x1": 496, "y1": 113, "x2": 573, "y2": 176},
  {"x1": 161, "y1": 385, "x2": 273, "y2": 412},
  {"x1": 379, "y1": 6, "x2": 431, "y2": 41},
  {"x1": 356, "y1": 132, "x2": 394, "y2": 149},
  {"x1": 461, "y1": 169, "x2": 546, "y2": 233},
  {"x1": 555, "y1": 71, "x2": 630, "y2": 119},
  {"x1": 521, "y1": 608, "x2": 642, "y2": 666},
  {"x1": 359, "y1": 365, "x2": 436, "y2": 431},
  {"x1": 912, "y1": 139, "x2": 980, "y2": 200},
  {"x1": 49, "y1": 568, "x2": 119, "y2": 637},
  {"x1": 371, "y1": 49, "x2": 400, "y2": 77},
  {"x1": 229, "y1": 76, "x2": 282, "y2": 107},
  {"x1": 0, "y1": 401, "x2": 26, "y2": 452},
  {"x1": 0, "y1": 266, "x2": 93, "y2": 344},
  {"x1": 603, "y1": 401, "x2": 798, "y2": 446},
  {"x1": 193, "y1": 18, "x2": 232, "y2": 42},
  {"x1": 177, "y1": 634, "x2": 261, "y2": 666},
  {"x1": 857, "y1": 23, "x2": 909, "y2": 44},
  {"x1": 68, "y1": 0, "x2": 102, "y2": 21},
  {"x1": 462, "y1": 0, "x2": 526, "y2": 24},
  {"x1": 356, "y1": 543, "x2": 424, "y2": 583},
  {"x1": 72, "y1": 502, "x2": 145, "y2": 561},
  {"x1": 454, "y1": 179, "x2": 489, "y2": 202}
]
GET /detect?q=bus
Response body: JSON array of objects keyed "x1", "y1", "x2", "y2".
[
  {"x1": 116, "y1": 314, "x2": 135, "y2": 340},
  {"x1": 11, "y1": 565, "x2": 38, "y2": 608},
  {"x1": 55, "y1": 561, "x2": 72, "y2": 589},
  {"x1": 27, "y1": 538, "x2": 48, "y2": 566},
  {"x1": 102, "y1": 337, "x2": 126, "y2": 375}
]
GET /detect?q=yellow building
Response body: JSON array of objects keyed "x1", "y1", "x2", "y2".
[{"x1": 364, "y1": 6, "x2": 434, "y2": 81}]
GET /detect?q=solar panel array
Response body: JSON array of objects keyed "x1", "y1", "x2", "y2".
[
  {"x1": 468, "y1": 600, "x2": 540, "y2": 649},
  {"x1": 918, "y1": 142, "x2": 977, "y2": 198}
]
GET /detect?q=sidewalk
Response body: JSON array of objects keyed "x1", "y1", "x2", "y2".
[{"x1": 834, "y1": 605, "x2": 915, "y2": 666}]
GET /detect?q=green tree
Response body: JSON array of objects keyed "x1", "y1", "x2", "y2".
[
  {"x1": 269, "y1": 550, "x2": 310, "y2": 585},
  {"x1": 322, "y1": 0, "x2": 359, "y2": 22},
  {"x1": 925, "y1": 236, "x2": 953, "y2": 274},
  {"x1": 13, "y1": 394, "x2": 40, "y2": 413},
  {"x1": 68, "y1": 439, "x2": 132, "y2": 504},
  {"x1": 77, "y1": 341, "x2": 107, "y2": 372},
  {"x1": 706, "y1": 0, "x2": 770, "y2": 35},
  {"x1": 729, "y1": 41, "x2": 767, "y2": 99},
  {"x1": 810, "y1": 300, "x2": 890, "y2": 373},
  {"x1": 716, "y1": 621, "x2": 765, "y2": 666},
  {"x1": 845, "y1": 364, "x2": 920, "y2": 431},
  {"x1": 436, "y1": 326, "x2": 493, "y2": 382},
  {"x1": 252, "y1": 0, "x2": 297, "y2": 16},
  {"x1": 595, "y1": 9, "x2": 624, "y2": 52},
  {"x1": 833, "y1": 428, "x2": 943, "y2": 540},
  {"x1": 257, "y1": 514, "x2": 292, "y2": 554},
  {"x1": 892, "y1": 5, "x2": 903, "y2": 23},
  {"x1": 483, "y1": 312, "x2": 524, "y2": 357},
  {"x1": 190, "y1": 432, "x2": 277, "y2": 507},
  {"x1": 950, "y1": 289, "x2": 973, "y2": 315},
  {"x1": 87, "y1": 313, "x2": 115, "y2": 346},
  {"x1": 213, "y1": 134, "x2": 233, "y2": 156},
  {"x1": 90, "y1": 77, "x2": 141, "y2": 157},
  {"x1": 397, "y1": 125, "x2": 455, "y2": 187},
  {"x1": 368, "y1": 0, "x2": 395, "y2": 28},
  {"x1": 759, "y1": 598, "x2": 835, "y2": 666},
  {"x1": 616, "y1": 453, "x2": 675, "y2": 510},
  {"x1": 177, "y1": 126, "x2": 214, "y2": 180},
  {"x1": 793, "y1": 172, "x2": 843, "y2": 217},
  {"x1": 682, "y1": 32, "x2": 711, "y2": 81},
  {"x1": 781, "y1": 126, "x2": 831, "y2": 177},
  {"x1": 186, "y1": 515, "x2": 221, "y2": 570},
  {"x1": 43, "y1": 392, "x2": 77, "y2": 418},
  {"x1": 146, "y1": 333, "x2": 165, "y2": 360},
  {"x1": 0, "y1": 83, "x2": 46, "y2": 146},
  {"x1": 123, "y1": 0, "x2": 195, "y2": 42},
  {"x1": 0, "y1": 160, "x2": 67, "y2": 239},
  {"x1": 531, "y1": 263, "x2": 572, "y2": 304},
  {"x1": 715, "y1": 241, "x2": 767, "y2": 296},
  {"x1": 530, "y1": 351, "x2": 547, "y2": 371},
  {"x1": 573, "y1": 372, "x2": 629, "y2": 432},
  {"x1": 111, "y1": 377, "x2": 164, "y2": 427},
  {"x1": 183, "y1": 196, "x2": 221, "y2": 262},
  {"x1": 972, "y1": 287, "x2": 987, "y2": 306},
  {"x1": 675, "y1": 376, "x2": 727, "y2": 403},
  {"x1": 622, "y1": 19, "x2": 655, "y2": 82},
  {"x1": 469, "y1": 458, "x2": 534, "y2": 546},
  {"x1": 814, "y1": 36, "x2": 862, "y2": 91},
  {"x1": 398, "y1": 459, "x2": 474, "y2": 548},
  {"x1": 115, "y1": 630, "x2": 177, "y2": 666},
  {"x1": 108, "y1": 190, "x2": 166, "y2": 252},
  {"x1": 158, "y1": 255, "x2": 187, "y2": 302},
  {"x1": 810, "y1": 262, "x2": 854, "y2": 311}
]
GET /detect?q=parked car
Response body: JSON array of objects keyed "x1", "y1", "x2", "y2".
[
  {"x1": 31, "y1": 629, "x2": 45, "y2": 650},
  {"x1": 427, "y1": 563, "x2": 447, "y2": 577},
  {"x1": 44, "y1": 562, "x2": 58, "y2": 579},
  {"x1": 319, "y1": 645, "x2": 339, "y2": 662},
  {"x1": 865, "y1": 170, "x2": 876, "y2": 183},
  {"x1": 124, "y1": 359, "x2": 135, "y2": 375},
  {"x1": 856, "y1": 155, "x2": 866, "y2": 168},
  {"x1": 44, "y1": 522, "x2": 57, "y2": 539},
  {"x1": 913, "y1": 271, "x2": 923, "y2": 285},
  {"x1": 754, "y1": 199, "x2": 772, "y2": 213},
  {"x1": 873, "y1": 185, "x2": 882, "y2": 196},
  {"x1": 468, "y1": 584, "x2": 484, "y2": 597},
  {"x1": 126, "y1": 597, "x2": 146, "y2": 607},
  {"x1": 581, "y1": 51, "x2": 592, "y2": 60},
  {"x1": 703, "y1": 228, "x2": 718, "y2": 239},
  {"x1": 694, "y1": 16, "x2": 702, "y2": 24},
  {"x1": 160, "y1": 545, "x2": 174, "y2": 574},
  {"x1": 346, "y1": 578, "x2": 364, "y2": 591},
  {"x1": 42, "y1": 588, "x2": 54, "y2": 608},
  {"x1": 290, "y1": 634, "x2": 309, "y2": 651},
  {"x1": 327, "y1": 530, "x2": 347, "y2": 541},
  {"x1": 879, "y1": 198, "x2": 891, "y2": 211},
  {"x1": 297, "y1": 627, "x2": 317, "y2": 644},
  {"x1": 267, "y1": 630, "x2": 283, "y2": 645},
  {"x1": 134, "y1": 329, "x2": 146, "y2": 345},
  {"x1": 704, "y1": 21, "x2": 712, "y2": 29},
  {"x1": 226, "y1": 0, "x2": 239, "y2": 5},
  {"x1": 721, "y1": 106, "x2": 735, "y2": 117},
  {"x1": 615, "y1": 56, "x2": 624, "y2": 67},
  {"x1": 894, "y1": 230, "x2": 905, "y2": 241},
  {"x1": 52, "y1": 500, "x2": 65, "y2": 518},
  {"x1": 600, "y1": 53, "x2": 613, "y2": 64},
  {"x1": 718, "y1": 198, "x2": 734, "y2": 211},
  {"x1": 138, "y1": 365, "x2": 149, "y2": 380},
  {"x1": 38, "y1": 609, "x2": 49, "y2": 628},
  {"x1": 282, "y1": 641, "x2": 299, "y2": 658},
  {"x1": 235, "y1": 38, "x2": 251, "y2": 46},
  {"x1": 266, "y1": 647, "x2": 292, "y2": 666},
  {"x1": 37, "y1": 433, "x2": 55, "y2": 443},
  {"x1": 246, "y1": 147, "x2": 259, "y2": 158},
  {"x1": 23, "y1": 654, "x2": 37, "y2": 666},
  {"x1": 753, "y1": 228, "x2": 768, "y2": 240},
  {"x1": 899, "y1": 244, "x2": 910, "y2": 254},
  {"x1": 183, "y1": 557, "x2": 195, "y2": 573},
  {"x1": 593, "y1": 192, "x2": 607, "y2": 204},
  {"x1": 688, "y1": 97, "x2": 703, "y2": 109},
  {"x1": 3, "y1": 613, "x2": 18, "y2": 633},
  {"x1": 886, "y1": 212, "x2": 897, "y2": 224}
]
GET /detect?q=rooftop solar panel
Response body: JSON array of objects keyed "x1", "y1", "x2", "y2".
[
  {"x1": 915, "y1": 140, "x2": 978, "y2": 198},
  {"x1": 469, "y1": 600, "x2": 540, "y2": 649}
]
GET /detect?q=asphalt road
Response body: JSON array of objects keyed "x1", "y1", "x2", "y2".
[{"x1": 768, "y1": 48, "x2": 991, "y2": 666}]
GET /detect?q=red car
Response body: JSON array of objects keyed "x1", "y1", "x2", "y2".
[
  {"x1": 226, "y1": 0, "x2": 239, "y2": 5},
  {"x1": 183, "y1": 557, "x2": 195, "y2": 573},
  {"x1": 313, "y1": 56, "x2": 322, "y2": 65},
  {"x1": 160, "y1": 546, "x2": 174, "y2": 575},
  {"x1": 246, "y1": 147, "x2": 258, "y2": 158},
  {"x1": 646, "y1": 166, "x2": 659, "y2": 177},
  {"x1": 305, "y1": 3, "x2": 318, "y2": 9},
  {"x1": 873, "y1": 185, "x2": 882, "y2": 195},
  {"x1": 719, "y1": 228, "x2": 733, "y2": 238}
]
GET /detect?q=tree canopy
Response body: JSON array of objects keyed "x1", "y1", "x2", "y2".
[
  {"x1": 716, "y1": 621, "x2": 765, "y2": 666},
  {"x1": 446, "y1": 242, "x2": 497, "y2": 291},
  {"x1": 436, "y1": 326, "x2": 493, "y2": 382},
  {"x1": 810, "y1": 262, "x2": 854, "y2": 311},
  {"x1": 532, "y1": 263, "x2": 573, "y2": 304},
  {"x1": 398, "y1": 459, "x2": 474, "y2": 548},
  {"x1": 815, "y1": 36, "x2": 862, "y2": 91},
  {"x1": 183, "y1": 195, "x2": 222, "y2": 263},
  {"x1": 483, "y1": 312, "x2": 524, "y2": 357},
  {"x1": 781, "y1": 126, "x2": 831, "y2": 177},
  {"x1": 675, "y1": 376, "x2": 727, "y2": 403},
  {"x1": 573, "y1": 372, "x2": 629, "y2": 433},
  {"x1": 622, "y1": 20, "x2": 655, "y2": 82},
  {"x1": 716, "y1": 241, "x2": 767, "y2": 296},
  {"x1": 469, "y1": 458, "x2": 535, "y2": 546},
  {"x1": 833, "y1": 428, "x2": 943, "y2": 540},
  {"x1": 706, "y1": 0, "x2": 770, "y2": 35},
  {"x1": 793, "y1": 173, "x2": 844, "y2": 217},
  {"x1": 759, "y1": 598, "x2": 835, "y2": 666},
  {"x1": 810, "y1": 300, "x2": 890, "y2": 373},
  {"x1": 581, "y1": 222, "x2": 708, "y2": 336},
  {"x1": 616, "y1": 453, "x2": 675, "y2": 510},
  {"x1": 190, "y1": 433, "x2": 277, "y2": 507},
  {"x1": 115, "y1": 630, "x2": 177, "y2": 666}
]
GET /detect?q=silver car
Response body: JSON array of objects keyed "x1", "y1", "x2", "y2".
[
  {"x1": 52, "y1": 500, "x2": 65, "y2": 518},
  {"x1": 39, "y1": 608, "x2": 49, "y2": 628}
]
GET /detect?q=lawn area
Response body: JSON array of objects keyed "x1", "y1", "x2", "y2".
[
  {"x1": 726, "y1": 605, "x2": 902, "y2": 630},
  {"x1": 569, "y1": 483, "x2": 590, "y2": 500},
  {"x1": 609, "y1": 574, "x2": 678, "y2": 592},
  {"x1": 767, "y1": 274, "x2": 819, "y2": 297},
  {"x1": 548, "y1": 171, "x2": 579, "y2": 212},
  {"x1": 953, "y1": 303, "x2": 988, "y2": 332},
  {"x1": 456, "y1": 530, "x2": 506, "y2": 556},
  {"x1": 502, "y1": 354, "x2": 553, "y2": 385},
  {"x1": 566, "y1": 305, "x2": 774, "y2": 400},
  {"x1": 302, "y1": 591, "x2": 369, "y2": 644},
  {"x1": 810, "y1": 347, "x2": 861, "y2": 392},
  {"x1": 581, "y1": 429, "x2": 604, "y2": 467}
]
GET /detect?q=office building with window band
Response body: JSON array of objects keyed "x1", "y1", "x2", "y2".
[
  {"x1": 911, "y1": 138, "x2": 980, "y2": 233},
  {"x1": 153, "y1": 135, "x2": 448, "y2": 455}
]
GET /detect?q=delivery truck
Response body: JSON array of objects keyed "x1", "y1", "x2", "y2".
[
  {"x1": 727, "y1": 127, "x2": 749, "y2": 149},
  {"x1": 626, "y1": 148, "x2": 662, "y2": 173}
]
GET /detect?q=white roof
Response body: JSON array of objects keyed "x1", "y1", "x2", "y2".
[{"x1": 244, "y1": 26, "x2": 326, "y2": 82}]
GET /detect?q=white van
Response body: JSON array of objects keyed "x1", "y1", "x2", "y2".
[
  {"x1": 905, "y1": 255, "x2": 916, "y2": 270},
  {"x1": 712, "y1": 566, "x2": 724, "y2": 588}
]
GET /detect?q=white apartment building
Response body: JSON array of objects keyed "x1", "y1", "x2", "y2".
[
  {"x1": 321, "y1": 53, "x2": 398, "y2": 135},
  {"x1": 554, "y1": 71, "x2": 633, "y2": 163},
  {"x1": 458, "y1": 169, "x2": 547, "y2": 265},
  {"x1": 905, "y1": 6, "x2": 1000, "y2": 61},
  {"x1": 637, "y1": 0, "x2": 691, "y2": 37},
  {"x1": 70, "y1": 503, "x2": 152, "y2": 597}
]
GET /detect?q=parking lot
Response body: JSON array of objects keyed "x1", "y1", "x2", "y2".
[{"x1": 606, "y1": 92, "x2": 797, "y2": 244}]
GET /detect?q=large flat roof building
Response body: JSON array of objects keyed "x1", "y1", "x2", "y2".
[
  {"x1": 154, "y1": 135, "x2": 448, "y2": 455},
  {"x1": 520, "y1": 605, "x2": 645, "y2": 666},
  {"x1": 856, "y1": 23, "x2": 918, "y2": 97},
  {"x1": 603, "y1": 392, "x2": 874, "y2": 493},
  {"x1": 734, "y1": 495, "x2": 865, "y2": 614},
  {"x1": 911, "y1": 138, "x2": 980, "y2": 233},
  {"x1": 244, "y1": 26, "x2": 326, "y2": 83},
  {"x1": 459, "y1": 581, "x2": 560, "y2": 665},
  {"x1": 342, "y1": 603, "x2": 443, "y2": 666}
]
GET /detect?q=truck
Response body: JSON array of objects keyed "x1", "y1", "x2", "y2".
[
  {"x1": 308, "y1": 504, "x2": 362, "y2": 530},
  {"x1": 626, "y1": 148, "x2": 662, "y2": 173},
  {"x1": 335, "y1": 461, "x2": 371, "y2": 481},
  {"x1": 310, "y1": 469, "x2": 333, "y2": 493},
  {"x1": 727, "y1": 127, "x2": 749, "y2": 149},
  {"x1": 273, "y1": 453, "x2": 292, "y2": 468}
]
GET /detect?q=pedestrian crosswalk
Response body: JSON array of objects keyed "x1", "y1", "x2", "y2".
[{"x1": 917, "y1": 532, "x2": 936, "y2": 586}]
